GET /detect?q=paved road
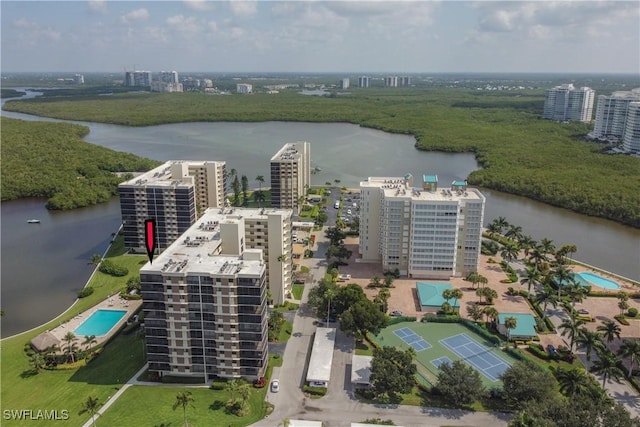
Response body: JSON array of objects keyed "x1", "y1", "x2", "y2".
[{"x1": 251, "y1": 229, "x2": 510, "y2": 427}]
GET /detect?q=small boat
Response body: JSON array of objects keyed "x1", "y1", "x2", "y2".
[{"x1": 27, "y1": 219, "x2": 41, "y2": 224}]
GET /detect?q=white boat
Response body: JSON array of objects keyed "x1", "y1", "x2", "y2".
[{"x1": 27, "y1": 219, "x2": 40, "y2": 224}]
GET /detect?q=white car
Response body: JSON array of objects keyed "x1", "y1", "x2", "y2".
[
  {"x1": 347, "y1": 209, "x2": 352, "y2": 215},
  {"x1": 270, "y1": 379, "x2": 280, "y2": 393}
]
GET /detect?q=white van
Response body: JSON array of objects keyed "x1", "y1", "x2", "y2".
[{"x1": 334, "y1": 201, "x2": 340, "y2": 209}]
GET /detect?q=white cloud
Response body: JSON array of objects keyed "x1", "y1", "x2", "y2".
[
  {"x1": 87, "y1": 0, "x2": 107, "y2": 15},
  {"x1": 230, "y1": 1, "x2": 257, "y2": 18},
  {"x1": 183, "y1": 0, "x2": 213, "y2": 12},
  {"x1": 121, "y1": 8, "x2": 149, "y2": 24}
]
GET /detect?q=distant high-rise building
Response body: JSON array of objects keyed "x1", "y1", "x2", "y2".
[
  {"x1": 358, "y1": 76, "x2": 370, "y2": 88},
  {"x1": 118, "y1": 160, "x2": 226, "y2": 252},
  {"x1": 385, "y1": 76, "x2": 398, "y2": 87},
  {"x1": 542, "y1": 84, "x2": 595, "y2": 122},
  {"x1": 160, "y1": 71, "x2": 179, "y2": 83},
  {"x1": 592, "y1": 88, "x2": 640, "y2": 150},
  {"x1": 125, "y1": 70, "x2": 153, "y2": 87},
  {"x1": 236, "y1": 84, "x2": 253, "y2": 94},
  {"x1": 359, "y1": 174, "x2": 485, "y2": 279},
  {"x1": 150, "y1": 82, "x2": 184, "y2": 93},
  {"x1": 399, "y1": 76, "x2": 412, "y2": 87},
  {"x1": 74, "y1": 74, "x2": 84, "y2": 85},
  {"x1": 270, "y1": 142, "x2": 310, "y2": 213},
  {"x1": 622, "y1": 102, "x2": 640, "y2": 153},
  {"x1": 340, "y1": 78, "x2": 350, "y2": 89}
]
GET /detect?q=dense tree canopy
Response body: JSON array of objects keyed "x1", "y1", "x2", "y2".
[
  {"x1": 369, "y1": 346, "x2": 416, "y2": 399},
  {"x1": 436, "y1": 360, "x2": 486, "y2": 406},
  {"x1": 500, "y1": 360, "x2": 557, "y2": 409},
  {"x1": 339, "y1": 299, "x2": 387, "y2": 340}
]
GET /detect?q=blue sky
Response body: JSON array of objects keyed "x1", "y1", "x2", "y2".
[{"x1": 1, "y1": 1, "x2": 639, "y2": 73}]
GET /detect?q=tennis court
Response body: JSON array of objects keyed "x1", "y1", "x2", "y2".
[
  {"x1": 393, "y1": 327, "x2": 432, "y2": 352},
  {"x1": 440, "y1": 333, "x2": 511, "y2": 381}
]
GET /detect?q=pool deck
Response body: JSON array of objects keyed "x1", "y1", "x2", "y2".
[{"x1": 46, "y1": 294, "x2": 142, "y2": 348}]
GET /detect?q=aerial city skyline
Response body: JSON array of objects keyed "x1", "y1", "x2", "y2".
[{"x1": 1, "y1": 1, "x2": 639, "y2": 73}]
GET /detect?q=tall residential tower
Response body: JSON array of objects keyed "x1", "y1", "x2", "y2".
[{"x1": 270, "y1": 142, "x2": 310, "y2": 213}]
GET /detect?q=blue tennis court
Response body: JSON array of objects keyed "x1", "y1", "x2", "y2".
[
  {"x1": 440, "y1": 333, "x2": 511, "y2": 381},
  {"x1": 393, "y1": 327, "x2": 432, "y2": 352},
  {"x1": 431, "y1": 356, "x2": 453, "y2": 369}
]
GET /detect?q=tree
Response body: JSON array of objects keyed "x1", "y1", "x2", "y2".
[
  {"x1": 505, "y1": 224, "x2": 523, "y2": 242},
  {"x1": 597, "y1": 319, "x2": 622, "y2": 344},
  {"x1": 534, "y1": 285, "x2": 558, "y2": 320},
  {"x1": 477, "y1": 274, "x2": 488, "y2": 288},
  {"x1": 575, "y1": 328, "x2": 603, "y2": 362},
  {"x1": 538, "y1": 238, "x2": 556, "y2": 258},
  {"x1": 591, "y1": 349, "x2": 625, "y2": 389},
  {"x1": 504, "y1": 316, "x2": 517, "y2": 341},
  {"x1": 82, "y1": 335, "x2": 97, "y2": 352},
  {"x1": 368, "y1": 276, "x2": 382, "y2": 288},
  {"x1": 241, "y1": 175, "x2": 249, "y2": 206},
  {"x1": 552, "y1": 264, "x2": 572, "y2": 298},
  {"x1": 370, "y1": 346, "x2": 416, "y2": 399},
  {"x1": 565, "y1": 281, "x2": 587, "y2": 308},
  {"x1": 253, "y1": 190, "x2": 266, "y2": 207},
  {"x1": 325, "y1": 288, "x2": 336, "y2": 322},
  {"x1": 333, "y1": 284, "x2": 366, "y2": 314},
  {"x1": 492, "y1": 216, "x2": 509, "y2": 234},
  {"x1": 232, "y1": 175, "x2": 241, "y2": 206},
  {"x1": 520, "y1": 266, "x2": 541, "y2": 293},
  {"x1": 63, "y1": 332, "x2": 78, "y2": 363},
  {"x1": 88, "y1": 254, "x2": 102, "y2": 266},
  {"x1": 528, "y1": 248, "x2": 547, "y2": 271},
  {"x1": 383, "y1": 274, "x2": 395, "y2": 288},
  {"x1": 551, "y1": 366, "x2": 591, "y2": 398},
  {"x1": 339, "y1": 299, "x2": 387, "y2": 341},
  {"x1": 486, "y1": 222, "x2": 501, "y2": 237},
  {"x1": 618, "y1": 300, "x2": 630, "y2": 316},
  {"x1": 476, "y1": 287, "x2": 487, "y2": 304},
  {"x1": 442, "y1": 289, "x2": 453, "y2": 306},
  {"x1": 173, "y1": 391, "x2": 195, "y2": 427},
  {"x1": 518, "y1": 235, "x2": 536, "y2": 258},
  {"x1": 29, "y1": 353, "x2": 45, "y2": 374},
  {"x1": 307, "y1": 278, "x2": 338, "y2": 317},
  {"x1": 467, "y1": 303, "x2": 484, "y2": 322},
  {"x1": 238, "y1": 383, "x2": 251, "y2": 411},
  {"x1": 617, "y1": 339, "x2": 640, "y2": 378},
  {"x1": 255, "y1": 175, "x2": 265, "y2": 192},
  {"x1": 500, "y1": 242, "x2": 520, "y2": 268},
  {"x1": 436, "y1": 360, "x2": 486, "y2": 405},
  {"x1": 483, "y1": 306, "x2": 499, "y2": 324},
  {"x1": 466, "y1": 272, "x2": 480, "y2": 289},
  {"x1": 329, "y1": 267, "x2": 339, "y2": 281},
  {"x1": 559, "y1": 312, "x2": 586, "y2": 351},
  {"x1": 325, "y1": 227, "x2": 346, "y2": 246},
  {"x1": 450, "y1": 289, "x2": 463, "y2": 312},
  {"x1": 484, "y1": 288, "x2": 498, "y2": 305},
  {"x1": 500, "y1": 360, "x2": 556, "y2": 409},
  {"x1": 373, "y1": 288, "x2": 390, "y2": 313},
  {"x1": 82, "y1": 396, "x2": 101, "y2": 427}
]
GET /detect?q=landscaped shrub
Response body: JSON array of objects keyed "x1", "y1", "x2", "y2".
[
  {"x1": 628, "y1": 307, "x2": 638, "y2": 318},
  {"x1": 303, "y1": 385, "x2": 327, "y2": 396},
  {"x1": 98, "y1": 259, "x2": 129, "y2": 277},
  {"x1": 55, "y1": 359, "x2": 87, "y2": 370},
  {"x1": 77, "y1": 286, "x2": 94, "y2": 298},
  {"x1": 614, "y1": 314, "x2": 630, "y2": 325},
  {"x1": 527, "y1": 344, "x2": 551, "y2": 360},
  {"x1": 387, "y1": 316, "x2": 417, "y2": 326}
]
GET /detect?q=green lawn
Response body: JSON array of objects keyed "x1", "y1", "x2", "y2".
[
  {"x1": 355, "y1": 340, "x2": 374, "y2": 356},
  {"x1": 0, "y1": 234, "x2": 147, "y2": 426},
  {"x1": 277, "y1": 320, "x2": 292, "y2": 343},
  {"x1": 292, "y1": 284, "x2": 304, "y2": 300}
]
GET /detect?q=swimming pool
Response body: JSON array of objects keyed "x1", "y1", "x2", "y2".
[
  {"x1": 577, "y1": 272, "x2": 621, "y2": 290},
  {"x1": 74, "y1": 309, "x2": 127, "y2": 337}
]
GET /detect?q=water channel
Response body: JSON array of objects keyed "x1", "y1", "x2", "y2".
[{"x1": 2, "y1": 90, "x2": 638, "y2": 337}]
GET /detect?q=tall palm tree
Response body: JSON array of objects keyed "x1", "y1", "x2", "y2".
[
  {"x1": 559, "y1": 312, "x2": 586, "y2": 351},
  {"x1": 538, "y1": 238, "x2": 556, "y2": 258},
  {"x1": 88, "y1": 254, "x2": 102, "y2": 267},
  {"x1": 486, "y1": 223, "x2": 501, "y2": 238},
  {"x1": 82, "y1": 335, "x2": 97, "y2": 352},
  {"x1": 483, "y1": 306, "x2": 499, "y2": 325},
  {"x1": 527, "y1": 248, "x2": 547, "y2": 271},
  {"x1": 552, "y1": 264, "x2": 573, "y2": 298},
  {"x1": 504, "y1": 225, "x2": 523, "y2": 242},
  {"x1": 374, "y1": 288, "x2": 391, "y2": 313},
  {"x1": 255, "y1": 175, "x2": 265, "y2": 192},
  {"x1": 477, "y1": 275, "x2": 488, "y2": 288},
  {"x1": 534, "y1": 285, "x2": 558, "y2": 320},
  {"x1": 500, "y1": 242, "x2": 520, "y2": 268},
  {"x1": 551, "y1": 366, "x2": 590, "y2": 397},
  {"x1": 597, "y1": 320, "x2": 622, "y2": 344},
  {"x1": 492, "y1": 216, "x2": 509, "y2": 234},
  {"x1": 466, "y1": 272, "x2": 480, "y2": 289},
  {"x1": 253, "y1": 190, "x2": 266, "y2": 207},
  {"x1": 442, "y1": 289, "x2": 453, "y2": 306},
  {"x1": 617, "y1": 339, "x2": 640, "y2": 378},
  {"x1": 82, "y1": 396, "x2": 101, "y2": 427},
  {"x1": 63, "y1": 332, "x2": 78, "y2": 363},
  {"x1": 518, "y1": 235, "x2": 536, "y2": 258},
  {"x1": 565, "y1": 281, "x2": 587, "y2": 308},
  {"x1": 325, "y1": 288, "x2": 336, "y2": 322},
  {"x1": 504, "y1": 316, "x2": 517, "y2": 341},
  {"x1": 520, "y1": 266, "x2": 541, "y2": 293},
  {"x1": 575, "y1": 327, "x2": 603, "y2": 362},
  {"x1": 467, "y1": 304, "x2": 484, "y2": 322},
  {"x1": 450, "y1": 289, "x2": 463, "y2": 312},
  {"x1": 591, "y1": 349, "x2": 625, "y2": 389},
  {"x1": 173, "y1": 391, "x2": 195, "y2": 427},
  {"x1": 475, "y1": 287, "x2": 486, "y2": 304},
  {"x1": 29, "y1": 353, "x2": 45, "y2": 374}
]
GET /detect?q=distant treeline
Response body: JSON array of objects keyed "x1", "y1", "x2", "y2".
[
  {"x1": 3, "y1": 88, "x2": 639, "y2": 227},
  {"x1": 0, "y1": 117, "x2": 161, "y2": 209},
  {"x1": 1, "y1": 89, "x2": 26, "y2": 99}
]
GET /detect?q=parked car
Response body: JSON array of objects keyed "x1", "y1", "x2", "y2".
[
  {"x1": 322, "y1": 316, "x2": 337, "y2": 323},
  {"x1": 577, "y1": 308, "x2": 589, "y2": 315},
  {"x1": 390, "y1": 310, "x2": 403, "y2": 317},
  {"x1": 347, "y1": 209, "x2": 352, "y2": 215},
  {"x1": 270, "y1": 379, "x2": 280, "y2": 393},
  {"x1": 547, "y1": 344, "x2": 557, "y2": 355}
]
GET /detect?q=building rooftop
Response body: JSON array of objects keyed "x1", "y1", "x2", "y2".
[
  {"x1": 202, "y1": 207, "x2": 292, "y2": 221},
  {"x1": 271, "y1": 142, "x2": 308, "y2": 162},
  {"x1": 351, "y1": 355, "x2": 373, "y2": 385},
  {"x1": 119, "y1": 160, "x2": 224, "y2": 189},
  {"x1": 360, "y1": 176, "x2": 483, "y2": 202},
  {"x1": 306, "y1": 327, "x2": 336, "y2": 383},
  {"x1": 423, "y1": 174, "x2": 438, "y2": 183}
]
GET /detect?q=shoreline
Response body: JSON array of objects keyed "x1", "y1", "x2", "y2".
[{"x1": 0, "y1": 225, "x2": 122, "y2": 342}]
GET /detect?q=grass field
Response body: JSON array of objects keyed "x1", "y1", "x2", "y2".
[
  {"x1": 292, "y1": 284, "x2": 304, "y2": 300},
  {"x1": 372, "y1": 322, "x2": 520, "y2": 388},
  {"x1": 0, "y1": 234, "x2": 147, "y2": 426}
]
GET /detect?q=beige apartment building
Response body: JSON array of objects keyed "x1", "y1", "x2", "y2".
[
  {"x1": 270, "y1": 142, "x2": 310, "y2": 213},
  {"x1": 359, "y1": 174, "x2": 485, "y2": 279},
  {"x1": 140, "y1": 214, "x2": 268, "y2": 381},
  {"x1": 118, "y1": 160, "x2": 226, "y2": 252}
]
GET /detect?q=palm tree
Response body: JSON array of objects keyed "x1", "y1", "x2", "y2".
[
  {"x1": 552, "y1": 265, "x2": 573, "y2": 298},
  {"x1": 484, "y1": 288, "x2": 498, "y2": 305},
  {"x1": 450, "y1": 289, "x2": 463, "y2": 312},
  {"x1": 255, "y1": 175, "x2": 265, "y2": 192},
  {"x1": 477, "y1": 275, "x2": 488, "y2": 288},
  {"x1": 442, "y1": 289, "x2": 453, "y2": 306},
  {"x1": 466, "y1": 272, "x2": 480, "y2": 289},
  {"x1": 475, "y1": 287, "x2": 486, "y2": 304},
  {"x1": 253, "y1": 190, "x2": 266, "y2": 208},
  {"x1": 63, "y1": 332, "x2": 78, "y2": 363},
  {"x1": 483, "y1": 306, "x2": 499, "y2": 325},
  {"x1": 467, "y1": 304, "x2": 484, "y2": 322},
  {"x1": 82, "y1": 396, "x2": 101, "y2": 427},
  {"x1": 551, "y1": 366, "x2": 590, "y2": 397},
  {"x1": 88, "y1": 254, "x2": 102, "y2": 267},
  {"x1": 486, "y1": 223, "x2": 501, "y2": 238},
  {"x1": 173, "y1": 391, "x2": 195, "y2": 427},
  {"x1": 520, "y1": 266, "x2": 541, "y2": 293},
  {"x1": 504, "y1": 316, "x2": 517, "y2": 341},
  {"x1": 538, "y1": 238, "x2": 556, "y2": 258},
  {"x1": 29, "y1": 353, "x2": 45, "y2": 374},
  {"x1": 374, "y1": 288, "x2": 390, "y2": 313},
  {"x1": 492, "y1": 216, "x2": 509, "y2": 234},
  {"x1": 575, "y1": 327, "x2": 603, "y2": 362},
  {"x1": 518, "y1": 235, "x2": 536, "y2": 258},
  {"x1": 591, "y1": 350, "x2": 625, "y2": 389},
  {"x1": 617, "y1": 339, "x2": 640, "y2": 378},
  {"x1": 565, "y1": 281, "x2": 587, "y2": 308},
  {"x1": 500, "y1": 242, "x2": 520, "y2": 268},
  {"x1": 383, "y1": 275, "x2": 395, "y2": 288},
  {"x1": 618, "y1": 300, "x2": 629, "y2": 316},
  {"x1": 325, "y1": 288, "x2": 336, "y2": 322},
  {"x1": 504, "y1": 225, "x2": 523, "y2": 242},
  {"x1": 82, "y1": 335, "x2": 97, "y2": 352},
  {"x1": 597, "y1": 320, "x2": 622, "y2": 344},
  {"x1": 528, "y1": 248, "x2": 547, "y2": 271},
  {"x1": 559, "y1": 312, "x2": 586, "y2": 351},
  {"x1": 534, "y1": 285, "x2": 558, "y2": 320}
]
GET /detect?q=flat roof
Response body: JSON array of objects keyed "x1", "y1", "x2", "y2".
[
  {"x1": 119, "y1": 160, "x2": 224, "y2": 189},
  {"x1": 306, "y1": 327, "x2": 336, "y2": 383},
  {"x1": 202, "y1": 207, "x2": 293, "y2": 221},
  {"x1": 271, "y1": 141, "x2": 308, "y2": 162},
  {"x1": 352, "y1": 424, "x2": 405, "y2": 427},
  {"x1": 351, "y1": 355, "x2": 373, "y2": 385},
  {"x1": 416, "y1": 282, "x2": 458, "y2": 307},
  {"x1": 360, "y1": 176, "x2": 483, "y2": 202},
  {"x1": 498, "y1": 313, "x2": 537, "y2": 337},
  {"x1": 289, "y1": 421, "x2": 323, "y2": 427}
]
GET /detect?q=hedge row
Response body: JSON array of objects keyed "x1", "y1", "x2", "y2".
[
  {"x1": 303, "y1": 385, "x2": 327, "y2": 396},
  {"x1": 525, "y1": 297, "x2": 556, "y2": 332},
  {"x1": 589, "y1": 290, "x2": 640, "y2": 298},
  {"x1": 387, "y1": 316, "x2": 417, "y2": 326}
]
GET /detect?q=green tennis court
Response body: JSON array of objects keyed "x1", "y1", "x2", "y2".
[{"x1": 371, "y1": 321, "x2": 520, "y2": 387}]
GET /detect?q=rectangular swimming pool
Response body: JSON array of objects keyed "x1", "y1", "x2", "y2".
[{"x1": 74, "y1": 309, "x2": 127, "y2": 337}]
